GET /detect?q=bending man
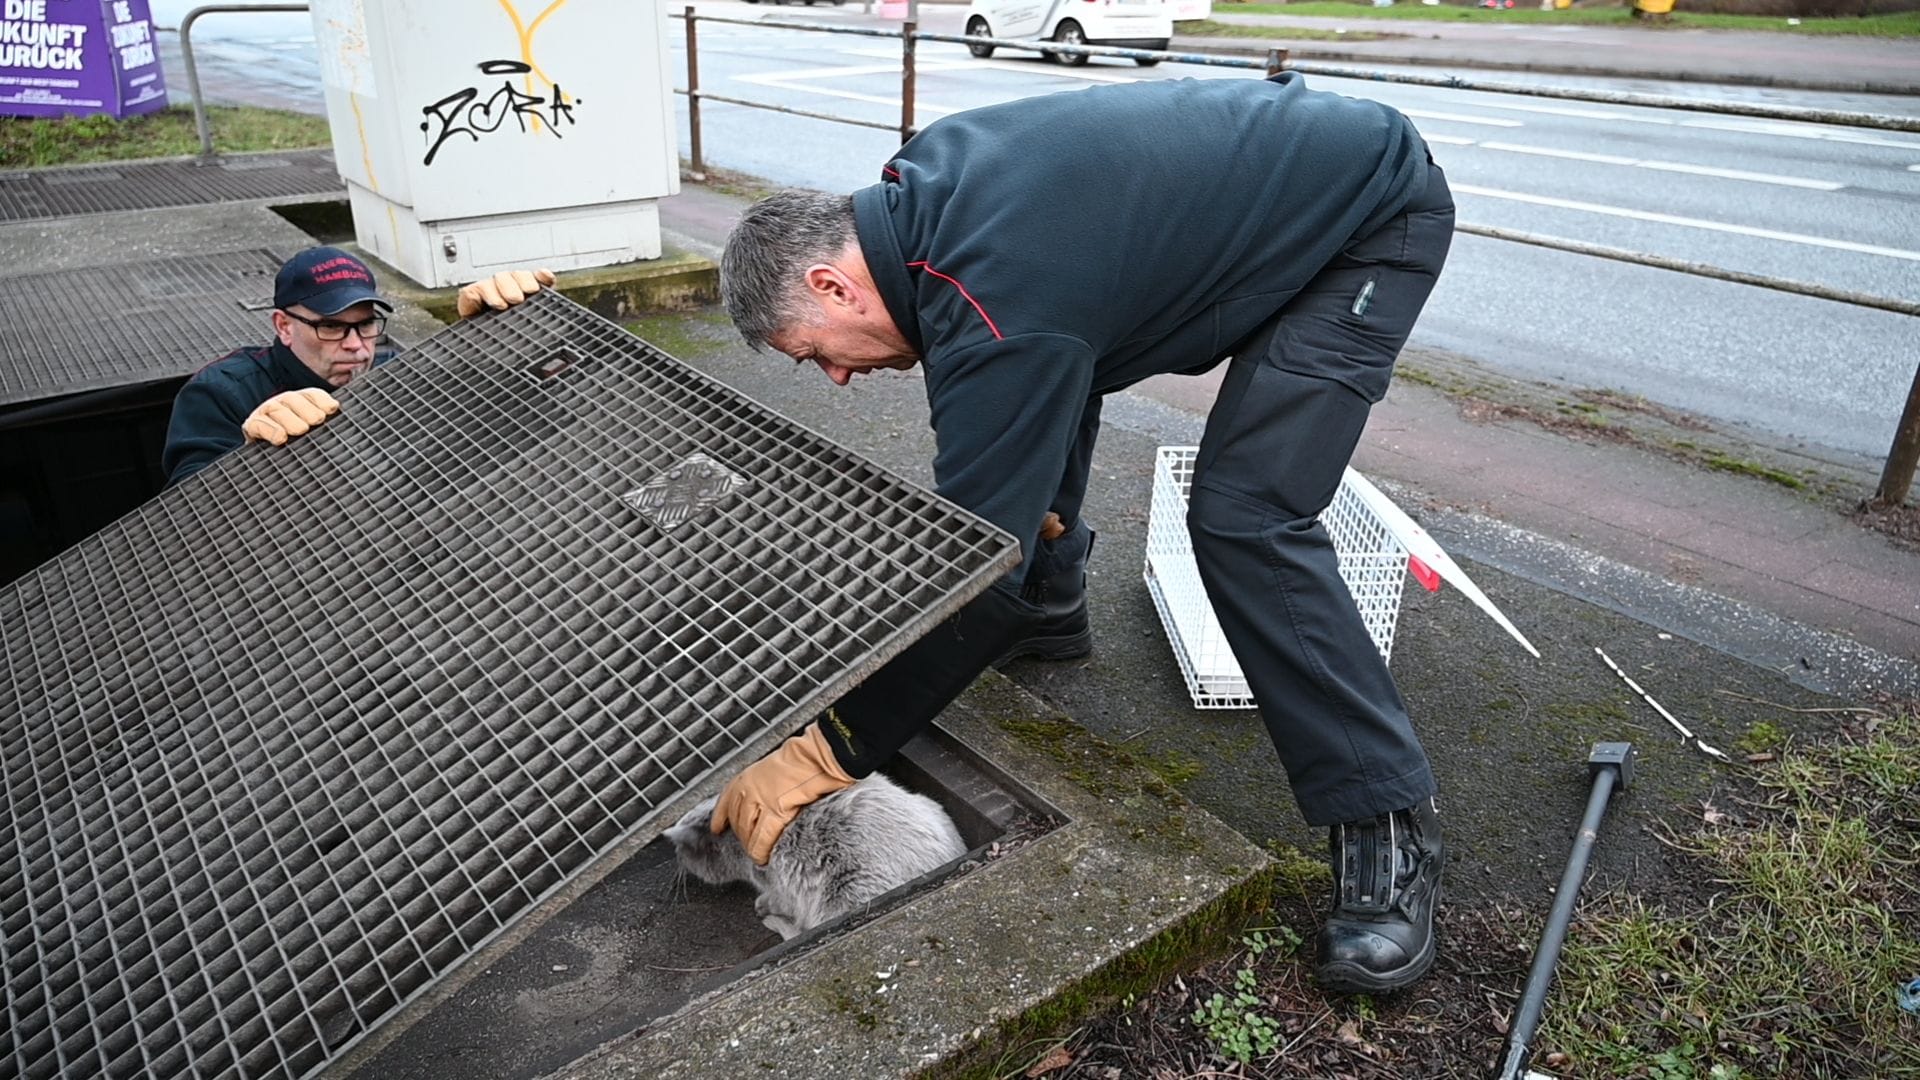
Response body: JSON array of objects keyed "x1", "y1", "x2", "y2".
[{"x1": 713, "y1": 73, "x2": 1454, "y2": 996}]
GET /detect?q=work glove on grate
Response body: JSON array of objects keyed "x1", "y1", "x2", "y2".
[
  {"x1": 457, "y1": 268, "x2": 557, "y2": 319},
  {"x1": 242, "y1": 388, "x2": 339, "y2": 446}
]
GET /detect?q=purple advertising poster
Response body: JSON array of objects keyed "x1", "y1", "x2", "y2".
[{"x1": 1, "y1": 0, "x2": 168, "y2": 118}]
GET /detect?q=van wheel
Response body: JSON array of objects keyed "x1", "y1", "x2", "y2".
[
  {"x1": 967, "y1": 17, "x2": 995, "y2": 58},
  {"x1": 1052, "y1": 20, "x2": 1089, "y2": 66},
  {"x1": 1133, "y1": 57, "x2": 1161, "y2": 67},
  {"x1": 1135, "y1": 39, "x2": 1169, "y2": 66}
]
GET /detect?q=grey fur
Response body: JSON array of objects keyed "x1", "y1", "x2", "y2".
[
  {"x1": 663, "y1": 774, "x2": 967, "y2": 940},
  {"x1": 718, "y1": 188, "x2": 857, "y2": 351}
]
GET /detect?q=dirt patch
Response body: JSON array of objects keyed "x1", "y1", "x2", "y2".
[
  {"x1": 1572, "y1": 388, "x2": 1713, "y2": 432},
  {"x1": 1021, "y1": 900, "x2": 1530, "y2": 1079},
  {"x1": 1456, "y1": 397, "x2": 1641, "y2": 446},
  {"x1": 1851, "y1": 498, "x2": 1920, "y2": 549}
]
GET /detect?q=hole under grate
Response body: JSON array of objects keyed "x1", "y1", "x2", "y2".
[
  {"x1": 0, "y1": 290, "x2": 1020, "y2": 1079},
  {"x1": 0, "y1": 250, "x2": 284, "y2": 406}
]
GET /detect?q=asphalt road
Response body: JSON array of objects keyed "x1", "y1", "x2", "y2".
[
  {"x1": 667, "y1": 6, "x2": 1920, "y2": 464},
  {"x1": 151, "y1": 1, "x2": 1920, "y2": 462}
]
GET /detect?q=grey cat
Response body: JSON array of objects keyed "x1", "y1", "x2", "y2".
[{"x1": 664, "y1": 773, "x2": 968, "y2": 940}]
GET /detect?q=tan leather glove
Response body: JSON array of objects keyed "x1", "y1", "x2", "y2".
[
  {"x1": 242, "y1": 388, "x2": 339, "y2": 446},
  {"x1": 456, "y1": 267, "x2": 557, "y2": 318},
  {"x1": 709, "y1": 721, "x2": 855, "y2": 865}
]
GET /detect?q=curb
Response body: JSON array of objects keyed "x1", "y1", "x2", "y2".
[{"x1": 1170, "y1": 36, "x2": 1920, "y2": 97}]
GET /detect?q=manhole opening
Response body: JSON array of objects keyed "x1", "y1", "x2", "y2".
[{"x1": 354, "y1": 726, "x2": 1063, "y2": 1080}]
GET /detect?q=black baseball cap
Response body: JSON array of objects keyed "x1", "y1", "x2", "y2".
[{"x1": 274, "y1": 247, "x2": 392, "y2": 315}]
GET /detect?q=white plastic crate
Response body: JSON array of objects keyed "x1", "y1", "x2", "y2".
[{"x1": 1143, "y1": 446, "x2": 1413, "y2": 709}]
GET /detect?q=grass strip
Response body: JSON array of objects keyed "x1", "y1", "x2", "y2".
[
  {"x1": 1540, "y1": 700, "x2": 1920, "y2": 1076},
  {"x1": 1209, "y1": 3, "x2": 1920, "y2": 36},
  {"x1": 1, "y1": 105, "x2": 330, "y2": 168}
]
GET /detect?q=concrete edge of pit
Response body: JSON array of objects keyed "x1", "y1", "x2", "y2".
[
  {"x1": 340, "y1": 242, "x2": 720, "y2": 330},
  {"x1": 544, "y1": 671, "x2": 1277, "y2": 1080}
]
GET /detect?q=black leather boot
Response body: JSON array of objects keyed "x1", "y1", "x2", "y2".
[
  {"x1": 995, "y1": 523, "x2": 1095, "y2": 663},
  {"x1": 1314, "y1": 798, "x2": 1444, "y2": 994}
]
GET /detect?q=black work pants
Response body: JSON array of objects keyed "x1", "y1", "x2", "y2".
[{"x1": 1187, "y1": 161, "x2": 1454, "y2": 827}]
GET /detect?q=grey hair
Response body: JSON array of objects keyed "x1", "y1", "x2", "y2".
[{"x1": 719, "y1": 188, "x2": 858, "y2": 351}]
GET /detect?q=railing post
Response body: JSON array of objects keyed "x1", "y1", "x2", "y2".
[
  {"x1": 685, "y1": 6, "x2": 705, "y2": 180},
  {"x1": 1873, "y1": 360, "x2": 1920, "y2": 507},
  {"x1": 181, "y1": 7, "x2": 216, "y2": 162},
  {"x1": 1265, "y1": 47, "x2": 1288, "y2": 78},
  {"x1": 179, "y1": 5, "x2": 313, "y2": 164},
  {"x1": 900, "y1": 20, "x2": 917, "y2": 144}
]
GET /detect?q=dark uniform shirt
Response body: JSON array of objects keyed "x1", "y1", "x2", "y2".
[
  {"x1": 851, "y1": 72, "x2": 1429, "y2": 583},
  {"x1": 161, "y1": 341, "x2": 394, "y2": 487}
]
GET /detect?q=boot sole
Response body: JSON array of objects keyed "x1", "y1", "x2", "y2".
[{"x1": 994, "y1": 630, "x2": 1093, "y2": 664}]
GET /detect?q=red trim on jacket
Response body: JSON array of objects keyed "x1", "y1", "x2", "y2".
[{"x1": 906, "y1": 261, "x2": 1004, "y2": 340}]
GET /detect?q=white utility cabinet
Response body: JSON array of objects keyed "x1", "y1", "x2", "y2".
[{"x1": 309, "y1": 0, "x2": 678, "y2": 288}]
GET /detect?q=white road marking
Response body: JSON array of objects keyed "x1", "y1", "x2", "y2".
[
  {"x1": 1476, "y1": 141, "x2": 1843, "y2": 190},
  {"x1": 1421, "y1": 134, "x2": 1477, "y2": 146},
  {"x1": 734, "y1": 73, "x2": 963, "y2": 115},
  {"x1": 1677, "y1": 116, "x2": 1920, "y2": 151},
  {"x1": 1457, "y1": 97, "x2": 1920, "y2": 152},
  {"x1": 1400, "y1": 108, "x2": 1524, "y2": 128},
  {"x1": 1910, "y1": 164, "x2": 1920, "y2": 172},
  {"x1": 1477, "y1": 141, "x2": 1636, "y2": 167},
  {"x1": 1452, "y1": 183, "x2": 1920, "y2": 262},
  {"x1": 736, "y1": 60, "x2": 972, "y2": 83},
  {"x1": 1634, "y1": 159, "x2": 1844, "y2": 190},
  {"x1": 1474, "y1": 101, "x2": 1673, "y2": 125}
]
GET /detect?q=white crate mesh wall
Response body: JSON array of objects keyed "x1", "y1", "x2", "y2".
[{"x1": 1143, "y1": 446, "x2": 1411, "y2": 709}]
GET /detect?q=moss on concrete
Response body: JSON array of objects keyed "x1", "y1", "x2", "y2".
[
  {"x1": 918, "y1": 865, "x2": 1278, "y2": 1080},
  {"x1": 625, "y1": 310, "x2": 736, "y2": 361},
  {"x1": 995, "y1": 716, "x2": 1184, "y2": 806},
  {"x1": 1702, "y1": 452, "x2": 1807, "y2": 490}
]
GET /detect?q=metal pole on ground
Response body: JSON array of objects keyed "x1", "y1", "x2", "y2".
[{"x1": 1493, "y1": 742, "x2": 1635, "y2": 1080}]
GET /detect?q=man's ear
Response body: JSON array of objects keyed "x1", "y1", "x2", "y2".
[
  {"x1": 271, "y1": 310, "x2": 296, "y2": 347},
  {"x1": 801, "y1": 263, "x2": 857, "y2": 311}
]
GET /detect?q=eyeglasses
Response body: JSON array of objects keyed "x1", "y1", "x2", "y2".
[{"x1": 281, "y1": 309, "x2": 387, "y2": 342}]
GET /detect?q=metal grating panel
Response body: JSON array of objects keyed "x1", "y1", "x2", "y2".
[
  {"x1": 0, "y1": 290, "x2": 1021, "y2": 1080},
  {"x1": 0, "y1": 150, "x2": 342, "y2": 223},
  {"x1": 0, "y1": 250, "x2": 284, "y2": 406}
]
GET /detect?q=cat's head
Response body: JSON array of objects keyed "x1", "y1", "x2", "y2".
[{"x1": 663, "y1": 796, "x2": 756, "y2": 886}]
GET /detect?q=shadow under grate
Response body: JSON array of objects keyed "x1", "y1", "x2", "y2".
[
  {"x1": 0, "y1": 249, "x2": 284, "y2": 406},
  {"x1": 0, "y1": 290, "x2": 1020, "y2": 1080},
  {"x1": 0, "y1": 150, "x2": 343, "y2": 223}
]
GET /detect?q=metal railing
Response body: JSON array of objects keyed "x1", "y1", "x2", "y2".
[
  {"x1": 672, "y1": 9, "x2": 1920, "y2": 506},
  {"x1": 177, "y1": 3, "x2": 312, "y2": 162}
]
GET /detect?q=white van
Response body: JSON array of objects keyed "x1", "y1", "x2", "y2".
[{"x1": 964, "y1": 1, "x2": 1175, "y2": 67}]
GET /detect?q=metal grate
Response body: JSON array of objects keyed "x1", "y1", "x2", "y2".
[
  {"x1": 0, "y1": 290, "x2": 1020, "y2": 1080},
  {"x1": 0, "y1": 250, "x2": 284, "y2": 406},
  {"x1": 0, "y1": 150, "x2": 342, "y2": 223}
]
